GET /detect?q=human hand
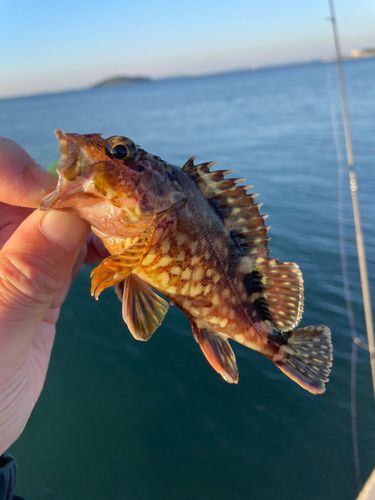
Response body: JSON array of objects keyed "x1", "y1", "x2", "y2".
[{"x1": 0, "y1": 138, "x2": 90, "y2": 455}]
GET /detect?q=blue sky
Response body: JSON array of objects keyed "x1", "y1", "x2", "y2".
[{"x1": 0, "y1": 0, "x2": 374, "y2": 98}]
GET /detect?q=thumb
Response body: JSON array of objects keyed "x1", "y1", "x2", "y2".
[
  {"x1": 0, "y1": 137, "x2": 56, "y2": 208},
  {"x1": 0, "y1": 209, "x2": 89, "y2": 337}
]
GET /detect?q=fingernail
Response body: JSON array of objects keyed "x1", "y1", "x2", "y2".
[{"x1": 41, "y1": 210, "x2": 88, "y2": 251}]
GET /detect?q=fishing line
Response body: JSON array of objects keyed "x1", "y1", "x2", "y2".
[{"x1": 329, "y1": 92, "x2": 361, "y2": 489}]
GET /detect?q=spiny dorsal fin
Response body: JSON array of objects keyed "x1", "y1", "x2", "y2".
[{"x1": 182, "y1": 158, "x2": 269, "y2": 256}]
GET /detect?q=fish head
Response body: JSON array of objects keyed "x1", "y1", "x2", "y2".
[{"x1": 41, "y1": 130, "x2": 186, "y2": 221}]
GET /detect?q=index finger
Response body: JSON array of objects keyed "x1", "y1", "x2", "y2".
[{"x1": 0, "y1": 138, "x2": 57, "y2": 208}]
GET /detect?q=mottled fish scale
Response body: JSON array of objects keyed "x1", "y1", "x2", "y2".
[{"x1": 136, "y1": 180, "x2": 267, "y2": 349}]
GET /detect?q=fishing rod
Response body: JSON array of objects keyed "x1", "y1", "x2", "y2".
[{"x1": 327, "y1": 0, "x2": 375, "y2": 400}]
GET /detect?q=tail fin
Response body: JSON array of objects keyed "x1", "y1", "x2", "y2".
[{"x1": 274, "y1": 325, "x2": 332, "y2": 394}]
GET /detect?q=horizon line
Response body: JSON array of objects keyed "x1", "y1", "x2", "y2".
[{"x1": 1, "y1": 55, "x2": 374, "y2": 102}]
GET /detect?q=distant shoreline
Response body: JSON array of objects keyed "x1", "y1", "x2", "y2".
[
  {"x1": 92, "y1": 76, "x2": 151, "y2": 88},
  {"x1": 1, "y1": 55, "x2": 374, "y2": 101}
]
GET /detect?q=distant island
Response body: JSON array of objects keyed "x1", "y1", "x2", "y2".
[{"x1": 93, "y1": 76, "x2": 151, "y2": 88}]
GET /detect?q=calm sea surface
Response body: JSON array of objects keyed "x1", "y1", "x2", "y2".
[{"x1": 1, "y1": 60, "x2": 375, "y2": 500}]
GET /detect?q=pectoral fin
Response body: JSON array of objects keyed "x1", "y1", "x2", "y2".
[
  {"x1": 121, "y1": 274, "x2": 169, "y2": 341},
  {"x1": 192, "y1": 325, "x2": 238, "y2": 383},
  {"x1": 90, "y1": 261, "x2": 126, "y2": 300},
  {"x1": 90, "y1": 222, "x2": 156, "y2": 299}
]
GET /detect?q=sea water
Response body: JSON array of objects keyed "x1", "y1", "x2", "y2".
[{"x1": 1, "y1": 59, "x2": 375, "y2": 500}]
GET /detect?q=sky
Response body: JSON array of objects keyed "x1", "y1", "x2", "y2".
[{"x1": 0, "y1": 0, "x2": 374, "y2": 98}]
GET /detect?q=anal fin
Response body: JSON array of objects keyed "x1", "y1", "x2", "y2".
[
  {"x1": 192, "y1": 325, "x2": 238, "y2": 383},
  {"x1": 121, "y1": 274, "x2": 169, "y2": 341}
]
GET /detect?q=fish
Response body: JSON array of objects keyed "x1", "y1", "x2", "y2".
[{"x1": 41, "y1": 130, "x2": 333, "y2": 394}]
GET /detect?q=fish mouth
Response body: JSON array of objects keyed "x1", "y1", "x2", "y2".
[
  {"x1": 40, "y1": 129, "x2": 100, "y2": 210},
  {"x1": 54, "y1": 129, "x2": 82, "y2": 181},
  {"x1": 40, "y1": 175, "x2": 91, "y2": 210}
]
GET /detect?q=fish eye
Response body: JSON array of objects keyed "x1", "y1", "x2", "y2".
[{"x1": 105, "y1": 136, "x2": 138, "y2": 161}]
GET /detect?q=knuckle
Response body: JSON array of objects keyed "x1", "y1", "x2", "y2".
[{"x1": 0, "y1": 251, "x2": 63, "y2": 306}]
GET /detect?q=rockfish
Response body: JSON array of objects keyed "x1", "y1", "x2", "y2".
[{"x1": 41, "y1": 131, "x2": 333, "y2": 394}]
